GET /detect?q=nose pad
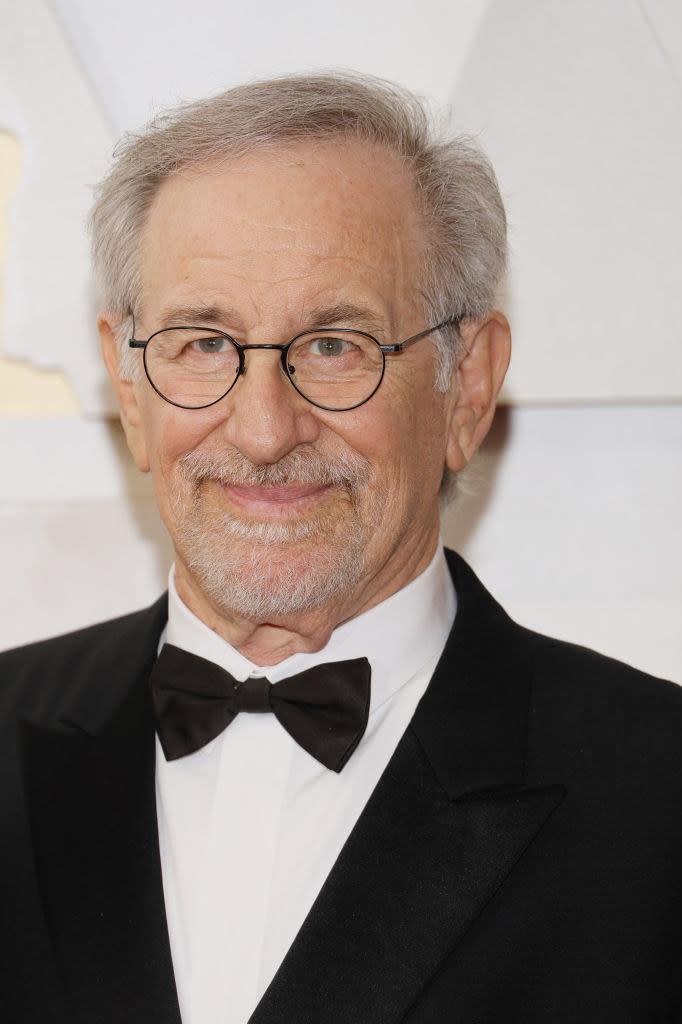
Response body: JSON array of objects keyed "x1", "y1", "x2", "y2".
[
  {"x1": 278, "y1": 347, "x2": 297, "y2": 383},
  {"x1": 239, "y1": 346, "x2": 295, "y2": 386}
]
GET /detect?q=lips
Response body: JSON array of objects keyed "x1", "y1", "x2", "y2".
[{"x1": 219, "y1": 481, "x2": 335, "y2": 517}]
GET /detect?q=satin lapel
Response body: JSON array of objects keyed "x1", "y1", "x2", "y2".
[
  {"x1": 20, "y1": 599, "x2": 181, "y2": 1024},
  {"x1": 251, "y1": 552, "x2": 565, "y2": 1024}
]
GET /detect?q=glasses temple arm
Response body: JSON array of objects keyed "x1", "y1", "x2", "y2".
[{"x1": 379, "y1": 317, "x2": 460, "y2": 353}]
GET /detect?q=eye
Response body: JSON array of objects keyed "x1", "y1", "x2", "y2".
[
  {"x1": 190, "y1": 335, "x2": 229, "y2": 355},
  {"x1": 309, "y1": 336, "x2": 355, "y2": 357},
  {"x1": 288, "y1": 331, "x2": 375, "y2": 380}
]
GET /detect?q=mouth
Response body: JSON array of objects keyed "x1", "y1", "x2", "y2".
[{"x1": 218, "y1": 481, "x2": 337, "y2": 518}]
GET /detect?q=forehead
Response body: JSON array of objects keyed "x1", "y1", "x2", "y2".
[{"x1": 138, "y1": 139, "x2": 427, "y2": 329}]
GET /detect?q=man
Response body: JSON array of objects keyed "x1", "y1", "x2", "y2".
[{"x1": 1, "y1": 72, "x2": 681, "y2": 1023}]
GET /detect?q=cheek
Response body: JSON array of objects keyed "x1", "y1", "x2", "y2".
[
  {"x1": 141, "y1": 406, "x2": 219, "y2": 500},
  {"x1": 362, "y1": 388, "x2": 447, "y2": 478},
  {"x1": 337, "y1": 406, "x2": 437, "y2": 505},
  {"x1": 152, "y1": 402, "x2": 224, "y2": 458},
  {"x1": 390, "y1": 407, "x2": 450, "y2": 502}
]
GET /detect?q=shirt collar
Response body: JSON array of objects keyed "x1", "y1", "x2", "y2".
[{"x1": 165, "y1": 545, "x2": 456, "y2": 716}]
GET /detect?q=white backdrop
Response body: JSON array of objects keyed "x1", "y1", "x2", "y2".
[
  {"x1": 2, "y1": 0, "x2": 681, "y2": 410},
  {"x1": 0, "y1": 0, "x2": 680, "y2": 681}
]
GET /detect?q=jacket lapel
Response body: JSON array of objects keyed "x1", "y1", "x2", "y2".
[
  {"x1": 21, "y1": 597, "x2": 181, "y2": 1024},
  {"x1": 251, "y1": 552, "x2": 565, "y2": 1024}
]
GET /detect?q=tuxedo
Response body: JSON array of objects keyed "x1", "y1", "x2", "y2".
[{"x1": 2, "y1": 550, "x2": 681, "y2": 1023}]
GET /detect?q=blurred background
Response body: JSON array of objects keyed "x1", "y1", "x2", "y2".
[{"x1": 1, "y1": 0, "x2": 680, "y2": 679}]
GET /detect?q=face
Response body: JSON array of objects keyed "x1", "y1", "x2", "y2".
[{"x1": 103, "y1": 140, "x2": 493, "y2": 631}]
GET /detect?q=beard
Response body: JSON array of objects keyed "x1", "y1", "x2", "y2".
[{"x1": 170, "y1": 444, "x2": 378, "y2": 620}]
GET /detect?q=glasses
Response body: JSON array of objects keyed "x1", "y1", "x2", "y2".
[{"x1": 128, "y1": 317, "x2": 458, "y2": 412}]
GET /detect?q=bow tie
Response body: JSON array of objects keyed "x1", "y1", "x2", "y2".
[{"x1": 150, "y1": 643, "x2": 371, "y2": 773}]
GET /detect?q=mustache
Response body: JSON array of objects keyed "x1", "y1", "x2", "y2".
[{"x1": 178, "y1": 444, "x2": 371, "y2": 491}]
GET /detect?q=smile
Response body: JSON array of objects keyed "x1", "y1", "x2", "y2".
[{"x1": 218, "y1": 482, "x2": 336, "y2": 518}]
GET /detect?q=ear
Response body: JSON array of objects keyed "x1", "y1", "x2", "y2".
[
  {"x1": 445, "y1": 311, "x2": 511, "y2": 472},
  {"x1": 99, "y1": 314, "x2": 151, "y2": 473}
]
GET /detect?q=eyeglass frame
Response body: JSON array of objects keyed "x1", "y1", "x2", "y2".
[{"x1": 128, "y1": 315, "x2": 460, "y2": 412}]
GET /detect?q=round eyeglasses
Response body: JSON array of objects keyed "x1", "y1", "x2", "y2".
[{"x1": 128, "y1": 318, "x2": 458, "y2": 412}]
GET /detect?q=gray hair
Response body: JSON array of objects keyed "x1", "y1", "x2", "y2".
[{"x1": 89, "y1": 71, "x2": 507, "y2": 388}]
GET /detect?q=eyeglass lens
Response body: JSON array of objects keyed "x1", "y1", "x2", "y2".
[{"x1": 143, "y1": 328, "x2": 384, "y2": 410}]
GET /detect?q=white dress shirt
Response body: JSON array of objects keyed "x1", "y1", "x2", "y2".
[{"x1": 156, "y1": 547, "x2": 456, "y2": 1024}]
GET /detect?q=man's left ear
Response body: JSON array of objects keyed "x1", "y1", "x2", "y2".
[{"x1": 445, "y1": 311, "x2": 511, "y2": 473}]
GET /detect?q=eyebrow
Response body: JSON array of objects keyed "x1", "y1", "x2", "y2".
[
  {"x1": 303, "y1": 303, "x2": 388, "y2": 336},
  {"x1": 159, "y1": 305, "x2": 237, "y2": 329},
  {"x1": 157, "y1": 301, "x2": 389, "y2": 337}
]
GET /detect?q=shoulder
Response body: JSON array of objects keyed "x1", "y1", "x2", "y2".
[
  {"x1": 525, "y1": 625, "x2": 679, "y2": 703},
  {"x1": 445, "y1": 547, "x2": 682, "y2": 775},
  {"x1": 0, "y1": 596, "x2": 168, "y2": 724},
  {"x1": 447, "y1": 545, "x2": 680, "y2": 704},
  {"x1": 522, "y1": 626, "x2": 682, "y2": 778},
  {"x1": 523, "y1": 616, "x2": 682, "y2": 714}
]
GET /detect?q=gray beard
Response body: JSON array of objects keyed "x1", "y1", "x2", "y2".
[{"x1": 171, "y1": 445, "x2": 378, "y2": 620}]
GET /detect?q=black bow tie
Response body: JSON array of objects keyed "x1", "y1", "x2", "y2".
[{"x1": 150, "y1": 643, "x2": 371, "y2": 773}]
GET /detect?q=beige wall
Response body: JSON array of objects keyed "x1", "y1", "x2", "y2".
[{"x1": 0, "y1": 133, "x2": 78, "y2": 416}]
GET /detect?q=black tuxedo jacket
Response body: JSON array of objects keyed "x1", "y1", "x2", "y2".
[{"x1": 2, "y1": 551, "x2": 681, "y2": 1023}]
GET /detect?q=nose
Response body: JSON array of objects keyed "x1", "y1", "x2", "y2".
[{"x1": 219, "y1": 348, "x2": 321, "y2": 464}]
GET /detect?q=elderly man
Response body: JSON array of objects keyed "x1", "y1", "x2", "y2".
[{"x1": 2, "y1": 73, "x2": 681, "y2": 1024}]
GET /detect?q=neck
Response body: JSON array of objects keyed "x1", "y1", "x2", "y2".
[{"x1": 173, "y1": 530, "x2": 440, "y2": 666}]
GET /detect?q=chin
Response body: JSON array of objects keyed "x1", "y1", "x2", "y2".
[
  {"x1": 185, "y1": 538, "x2": 368, "y2": 620},
  {"x1": 175, "y1": 506, "x2": 374, "y2": 620}
]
